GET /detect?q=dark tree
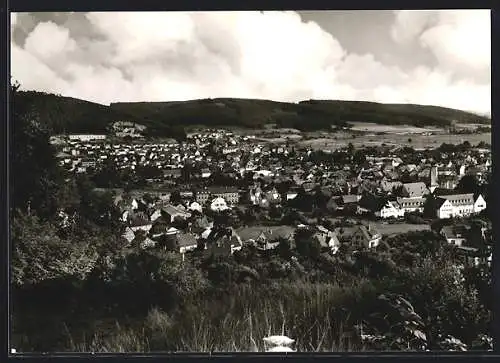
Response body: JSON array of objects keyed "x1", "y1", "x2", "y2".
[
  {"x1": 169, "y1": 190, "x2": 182, "y2": 205},
  {"x1": 294, "y1": 228, "x2": 321, "y2": 260},
  {"x1": 353, "y1": 150, "x2": 367, "y2": 165},
  {"x1": 10, "y1": 82, "x2": 64, "y2": 218},
  {"x1": 347, "y1": 142, "x2": 355, "y2": 155},
  {"x1": 456, "y1": 175, "x2": 481, "y2": 195}
]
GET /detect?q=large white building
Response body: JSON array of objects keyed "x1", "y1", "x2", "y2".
[
  {"x1": 396, "y1": 197, "x2": 427, "y2": 214},
  {"x1": 68, "y1": 134, "x2": 106, "y2": 142},
  {"x1": 435, "y1": 193, "x2": 486, "y2": 219}
]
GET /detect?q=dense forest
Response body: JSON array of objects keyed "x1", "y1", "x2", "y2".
[
  {"x1": 10, "y1": 84, "x2": 492, "y2": 353},
  {"x1": 14, "y1": 90, "x2": 490, "y2": 136}
]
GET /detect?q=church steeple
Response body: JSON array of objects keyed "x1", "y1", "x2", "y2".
[{"x1": 429, "y1": 164, "x2": 439, "y2": 193}]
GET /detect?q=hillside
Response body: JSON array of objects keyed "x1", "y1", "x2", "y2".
[
  {"x1": 15, "y1": 91, "x2": 140, "y2": 134},
  {"x1": 110, "y1": 98, "x2": 490, "y2": 131},
  {"x1": 15, "y1": 91, "x2": 490, "y2": 134}
]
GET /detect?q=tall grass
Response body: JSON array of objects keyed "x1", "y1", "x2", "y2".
[{"x1": 60, "y1": 280, "x2": 372, "y2": 352}]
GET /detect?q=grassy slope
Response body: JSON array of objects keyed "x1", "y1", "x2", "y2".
[{"x1": 17, "y1": 91, "x2": 490, "y2": 134}]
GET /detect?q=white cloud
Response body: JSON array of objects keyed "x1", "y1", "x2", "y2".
[
  {"x1": 24, "y1": 21, "x2": 78, "y2": 68},
  {"x1": 10, "y1": 10, "x2": 491, "y2": 115},
  {"x1": 392, "y1": 10, "x2": 490, "y2": 81}
]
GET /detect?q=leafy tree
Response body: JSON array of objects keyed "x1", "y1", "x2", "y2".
[
  {"x1": 353, "y1": 150, "x2": 367, "y2": 165},
  {"x1": 135, "y1": 165, "x2": 163, "y2": 181},
  {"x1": 92, "y1": 159, "x2": 122, "y2": 188},
  {"x1": 383, "y1": 257, "x2": 491, "y2": 349},
  {"x1": 347, "y1": 142, "x2": 355, "y2": 156},
  {"x1": 455, "y1": 175, "x2": 481, "y2": 195},
  {"x1": 277, "y1": 237, "x2": 292, "y2": 260},
  {"x1": 169, "y1": 190, "x2": 183, "y2": 205},
  {"x1": 11, "y1": 211, "x2": 99, "y2": 286},
  {"x1": 10, "y1": 82, "x2": 64, "y2": 218},
  {"x1": 294, "y1": 228, "x2": 321, "y2": 260}
]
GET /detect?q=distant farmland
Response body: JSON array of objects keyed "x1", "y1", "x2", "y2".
[
  {"x1": 347, "y1": 122, "x2": 439, "y2": 133},
  {"x1": 299, "y1": 132, "x2": 491, "y2": 150}
]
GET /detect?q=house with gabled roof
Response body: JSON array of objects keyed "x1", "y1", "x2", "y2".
[
  {"x1": 162, "y1": 204, "x2": 192, "y2": 223},
  {"x1": 441, "y1": 225, "x2": 468, "y2": 246},
  {"x1": 379, "y1": 180, "x2": 403, "y2": 194},
  {"x1": 206, "y1": 227, "x2": 243, "y2": 256},
  {"x1": 401, "y1": 182, "x2": 430, "y2": 198},
  {"x1": 314, "y1": 225, "x2": 341, "y2": 253},
  {"x1": 177, "y1": 232, "x2": 199, "y2": 254},
  {"x1": 375, "y1": 200, "x2": 405, "y2": 219},
  {"x1": 122, "y1": 226, "x2": 135, "y2": 243},
  {"x1": 473, "y1": 194, "x2": 487, "y2": 213},
  {"x1": 334, "y1": 224, "x2": 382, "y2": 249},
  {"x1": 129, "y1": 213, "x2": 153, "y2": 233}
]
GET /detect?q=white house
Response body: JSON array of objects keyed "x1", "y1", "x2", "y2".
[
  {"x1": 150, "y1": 209, "x2": 162, "y2": 222},
  {"x1": 441, "y1": 225, "x2": 467, "y2": 247},
  {"x1": 210, "y1": 197, "x2": 229, "y2": 212},
  {"x1": 188, "y1": 201, "x2": 203, "y2": 213},
  {"x1": 122, "y1": 227, "x2": 135, "y2": 243},
  {"x1": 436, "y1": 199, "x2": 454, "y2": 219},
  {"x1": 473, "y1": 194, "x2": 487, "y2": 213},
  {"x1": 375, "y1": 201, "x2": 405, "y2": 219}
]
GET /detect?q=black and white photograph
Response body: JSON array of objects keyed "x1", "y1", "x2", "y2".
[{"x1": 9, "y1": 9, "x2": 492, "y2": 353}]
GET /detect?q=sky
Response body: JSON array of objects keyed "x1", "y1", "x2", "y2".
[{"x1": 10, "y1": 10, "x2": 491, "y2": 116}]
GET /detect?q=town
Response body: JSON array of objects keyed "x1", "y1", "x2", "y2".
[{"x1": 50, "y1": 121, "x2": 492, "y2": 267}]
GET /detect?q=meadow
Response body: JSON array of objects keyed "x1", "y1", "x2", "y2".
[{"x1": 299, "y1": 132, "x2": 491, "y2": 151}]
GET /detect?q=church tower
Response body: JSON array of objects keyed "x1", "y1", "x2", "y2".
[{"x1": 429, "y1": 165, "x2": 439, "y2": 193}]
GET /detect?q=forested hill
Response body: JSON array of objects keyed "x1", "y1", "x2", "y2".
[
  {"x1": 111, "y1": 98, "x2": 490, "y2": 131},
  {"x1": 15, "y1": 91, "x2": 143, "y2": 134},
  {"x1": 16, "y1": 90, "x2": 490, "y2": 134}
]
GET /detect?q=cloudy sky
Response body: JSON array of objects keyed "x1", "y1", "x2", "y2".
[{"x1": 11, "y1": 10, "x2": 490, "y2": 115}]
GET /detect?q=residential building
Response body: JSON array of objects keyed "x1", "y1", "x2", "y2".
[
  {"x1": 196, "y1": 186, "x2": 240, "y2": 205},
  {"x1": 401, "y1": 182, "x2": 430, "y2": 198},
  {"x1": 441, "y1": 225, "x2": 468, "y2": 246},
  {"x1": 396, "y1": 197, "x2": 426, "y2": 214},
  {"x1": 473, "y1": 194, "x2": 487, "y2": 213},
  {"x1": 210, "y1": 197, "x2": 230, "y2": 212},
  {"x1": 162, "y1": 204, "x2": 192, "y2": 223},
  {"x1": 375, "y1": 200, "x2": 405, "y2": 219},
  {"x1": 433, "y1": 193, "x2": 484, "y2": 219},
  {"x1": 335, "y1": 224, "x2": 382, "y2": 249},
  {"x1": 177, "y1": 232, "x2": 199, "y2": 254}
]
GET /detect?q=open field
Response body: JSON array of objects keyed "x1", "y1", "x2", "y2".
[
  {"x1": 373, "y1": 222, "x2": 431, "y2": 236},
  {"x1": 455, "y1": 123, "x2": 490, "y2": 129},
  {"x1": 299, "y1": 132, "x2": 491, "y2": 150},
  {"x1": 326, "y1": 218, "x2": 431, "y2": 237},
  {"x1": 347, "y1": 122, "x2": 439, "y2": 134}
]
